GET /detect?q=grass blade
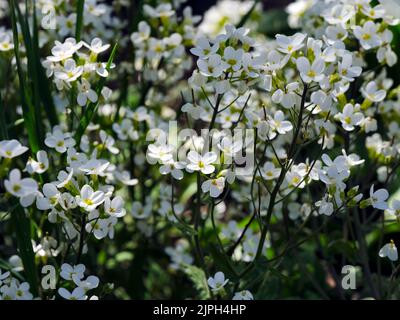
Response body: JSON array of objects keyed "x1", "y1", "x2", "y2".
[
  {"x1": 0, "y1": 91, "x2": 7, "y2": 139},
  {"x1": 9, "y1": 0, "x2": 40, "y2": 153},
  {"x1": 75, "y1": 0, "x2": 85, "y2": 41},
  {"x1": 11, "y1": 204, "x2": 39, "y2": 297},
  {"x1": 236, "y1": 0, "x2": 260, "y2": 28},
  {"x1": 32, "y1": 0, "x2": 58, "y2": 126}
]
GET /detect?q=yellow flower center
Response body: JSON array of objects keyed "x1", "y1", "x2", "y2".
[
  {"x1": 84, "y1": 199, "x2": 93, "y2": 205},
  {"x1": 362, "y1": 33, "x2": 371, "y2": 41}
]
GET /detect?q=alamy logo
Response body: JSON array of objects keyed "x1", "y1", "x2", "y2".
[
  {"x1": 41, "y1": 4, "x2": 56, "y2": 30},
  {"x1": 41, "y1": 265, "x2": 56, "y2": 290},
  {"x1": 341, "y1": 265, "x2": 356, "y2": 290}
]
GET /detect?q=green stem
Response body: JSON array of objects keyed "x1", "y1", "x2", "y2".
[{"x1": 75, "y1": 0, "x2": 85, "y2": 42}]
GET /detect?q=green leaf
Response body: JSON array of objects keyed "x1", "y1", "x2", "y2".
[
  {"x1": 208, "y1": 245, "x2": 238, "y2": 281},
  {"x1": 10, "y1": 205, "x2": 38, "y2": 296},
  {"x1": 32, "y1": 0, "x2": 58, "y2": 127},
  {"x1": 0, "y1": 91, "x2": 7, "y2": 139},
  {"x1": 182, "y1": 264, "x2": 210, "y2": 299},
  {"x1": 115, "y1": 251, "x2": 134, "y2": 263},
  {"x1": 75, "y1": 0, "x2": 85, "y2": 42},
  {"x1": 172, "y1": 220, "x2": 197, "y2": 236},
  {"x1": 258, "y1": 9, "x2": 291, "y2": 37},
  {"x1": 10, "y1": 0, "x2": 40, "y2": 153},
  {"x1": 236, "y1": 0, "x2": 260, "y2": 28}
]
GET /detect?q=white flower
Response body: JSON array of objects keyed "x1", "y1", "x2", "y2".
[
  {"x1": 379, "y1": 240, "x2": 398, "y2": 261},
  {"x1": 56, "y1": 169, "x2": 74, "y2": 188},
  {"x1": 59, "y1": 192, "x2": 77, "y2": 211},
  {"x1": 0, "y1": 139, "x2": 28, "y2": 158},
  {"x1": 201, "y1": 177, "x2": 225, "y2": 198},
  {"x1": 223, "y1": 46, "x2": 243, "y2": 72},
  {"x1": 207, "y1": 271, "x2": 229, "y2": 293},
  {"x1": 143, "y1": 3, "x2": 174, "y2": 18},
  {"x1": 146, "y1": 144, "x2": 174, "y2": 164},
  {"x1": 165, "y1": 240, "x2": 193, "y2": 270},
  {"x1": 83, "y1": 38, "x2": 110, "y2": 54},
  {"x1": 361, "y1": 81, "x2": 386, "y2": 102},
  {"x1": 271, "y1": 82, "x2": 299, "y2": 109},
  {"x1": 335, "y1": 104, "x2": 364, "y2": 131},
  {"x1": 286, "y1": 171, "x2": 305, "y2": 189},
  {"x1": 60, "y1": 263, "x2": 85, "y2": 282},
  {"x1": 386, "y1": 199, "x2": 400, "y2": 219},
  {"x1": 322, "y1": 4, "x2": 355, "y2": 25},
  {"x1": 14, "y1": 282, "x2": 33, "y2": 300},
  {"x1": 54, "y1": 59, "x2": 83, "y2": 82},
  {"x1": 45, "y1": 127, "x2": 75, "y2": 153},
  {"x1": 190, "y1": 37, "x2": 219, "y2": 59},
  {"x1": 269, "y1": 111, "x2": 293, "y2": 135},
  {"x1": 104, "y1": 196, "x2": 126, "y2": 218},
  {"x1": 233, "y1": 290, "x2": 254, "y2": 300},
  {"x1": 325, "y1": 25, "x2": 348, "y2": 43},
  {"x1": 99, "y1": 217, "x2": 118, "y2": 239},
  {"x1": 315, "y1": 196, "x2": 334, "y2": 216},
  {"x1": 186, "y1": 151, "x2": 217, "y2": 174},
  {"x1": 77, "y1": 185, "x2": 105, "y2": 212},
  {"x1": 369, "y1": 184, "x2": 389, "y2": 210},
  {"x1": 75, "y1": 275, "x2": 99, "y2": 291},
  {"x1": 218, "y1": 137, "x2": 242, "y2": 157},
  {"x1": 197, "y1": 54, "x2": 228, "y2": 77},
  {"x1": 262, "y1": 162, "x2": 281, "y2": 180},
  {"x1": 67, "y1": 148, "x2": 87, "y2": 169},
  {"x1": 25, "y1": 150, "x2": 48, "y2": 174},
  {"x1": 296, "y1": 57, "x2": 325, "y2": 83},
  {"x1": 0, "y1": 269, "x2": 10, "y2": 285},
  {"x1": 0, "y1": 32, "x2": 13, "y2": 52},
  {"x1": 85, "y1": 210, "x2": 106, "y2": 239},
  {"x1": 58, "y1": 287, "x2": 87, "y2": 300},
  {"x1": 338, "y1": 54, "x2": 362, "y2": 82},
  {"x1": 130, "y1": 201, "x2": 152, "y2": 219},
  {"x1": 113, "y1": 170, "x2": 138, "y2": 186},
  {"x1": 99, "y1": 130, "x2": 119, "y2": 154},
  {"x1": 93, "y1": 62, "x2": 110, "y2": 77},
  {"x1": 112, "y1": 119, "x2": 138, "y2": 141},
  {"x1": 362, "y1": 4, "x2": 386, "y2": 19},
  {"x1": 36, "y1": 183, "x2": 60, "y2": 211},
  {"x1": 276, "y1": 32, "x2": 306, "y2": 55},
  {"x1": 181, "y1": 103, "x2": 203, "y2": 120},
  {"x1": 159, "y1": 159, "x2": 185, "y2": 180},
  {"x1": 354, "y1": 21, "x2": 382, "y2": 50},
  {"x1": 80, "y1": 158, "x2": 109, "y2": 176},
  {"x1": 310, "y1": 90, "x2": 332, "y2": 113},
  {"x1": 5, "y1": 169, "x2": 38, "y2": 199},
  {"x1": 47, "y1": 38, "x2": 82, "y2": 62},
  {"x1": 131, "y1": 21, "x2": 151, "y2": 44},
  {"x1": 77, "y1": 79, "x2": 98, "y2": 106}
]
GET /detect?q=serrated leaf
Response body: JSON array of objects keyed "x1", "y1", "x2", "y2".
[{"x1": 182, "y1": 264, "x2": 210, "y2": 300}]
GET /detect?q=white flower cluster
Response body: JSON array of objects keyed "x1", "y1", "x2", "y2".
[
  {"x1": 130, "y1": 3, "x2": 200, "y2": 83},
  {"x1": 37, "y1": 0, "x2": 123, "y2": 43},
  {"x1": 58, "y1": 263, "x2": 99, "y2": 300},
  {"x1": 199, "y1": 0, "x2": 259, "y2": 36},
  {"x1": 0, "y1": 267, "x2": 33, "y2": 300},
  {"x1": 4, "y1": 0, "x2": 400, "y2": 301},
  {"x1": 43, "y1": 38, "x2": 112, "y2": 107},
  {"x1": 287, "y1": 0, "x2": 398, "y2": 66}
]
